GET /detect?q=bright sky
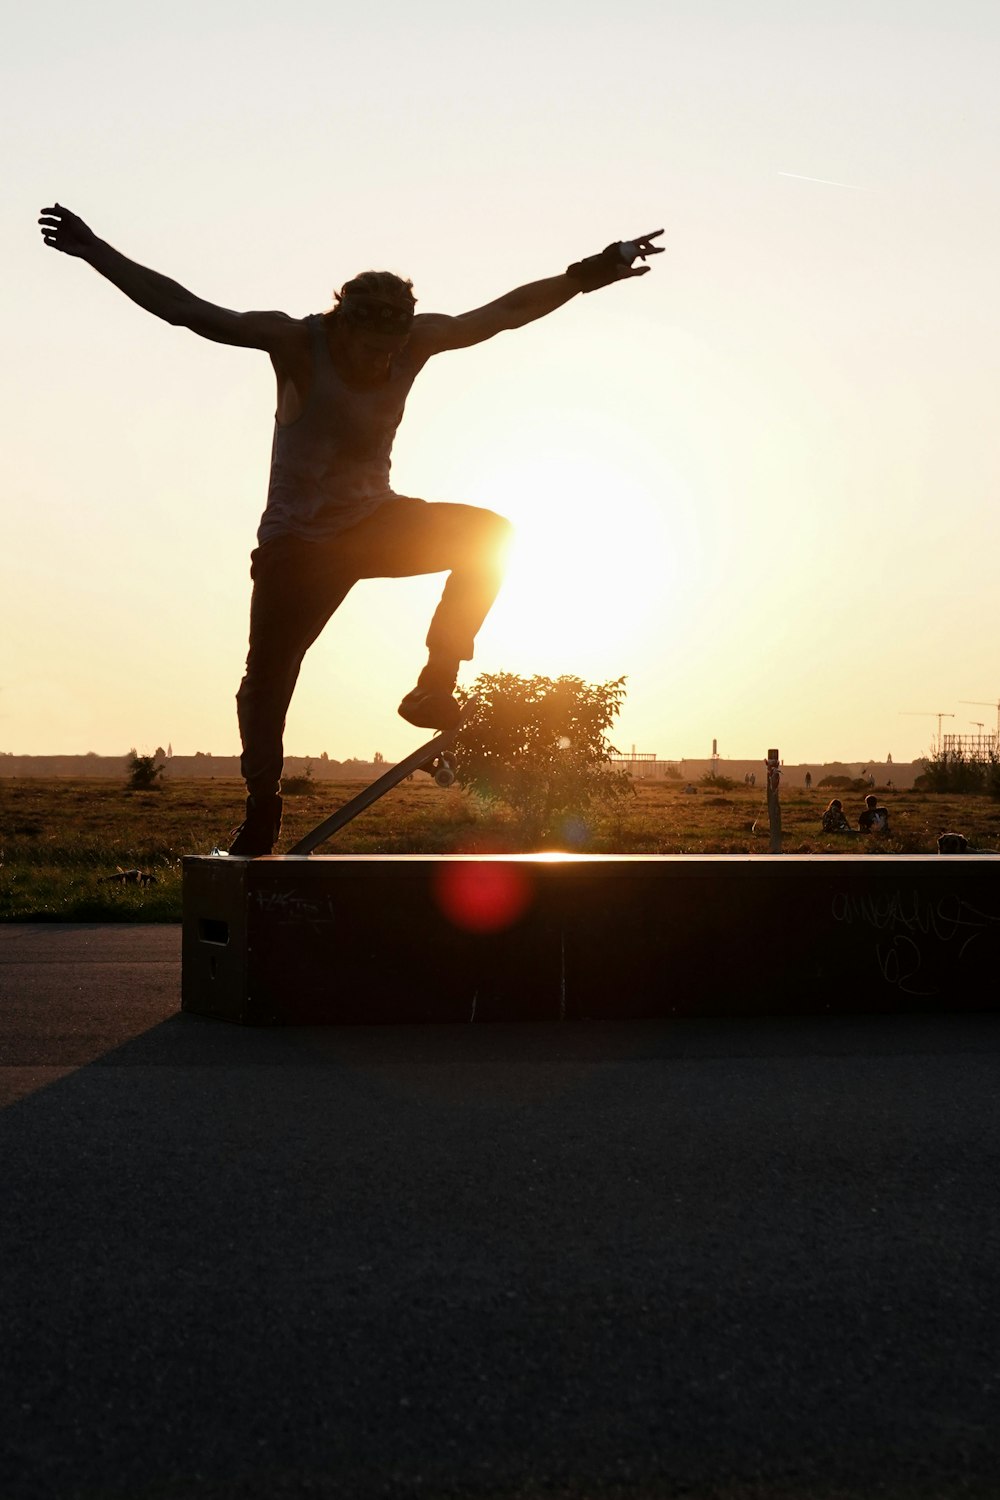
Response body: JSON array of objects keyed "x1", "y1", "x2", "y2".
[{"x1": 4, "y1": 0, "x2": 999, "y2": 765}]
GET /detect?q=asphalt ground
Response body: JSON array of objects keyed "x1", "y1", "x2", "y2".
[{"x1": 1, "y1": 924, "x2": 998, "y2": 1500}]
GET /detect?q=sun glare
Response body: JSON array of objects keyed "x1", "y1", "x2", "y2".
[{"x1": 467, "y1": 447, "x2": 698, "y2": 680}]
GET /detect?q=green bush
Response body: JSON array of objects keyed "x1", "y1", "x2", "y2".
[
  {"x1": 126, "y1": 751, "x2": 164, "y2": 791},
  {"x1": 282, "y1": 762, "x2": 315, "y2": 796},
  {"x1": 455, "y1": 673, "x2": 633, "y2": 842},
  {"x1": 917, "y1": 750, "x2": 1000, "y2": 797}
]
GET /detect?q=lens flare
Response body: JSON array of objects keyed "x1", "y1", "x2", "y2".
[{"x1": 433, "y1": 862, "x2": 532, "y2": 933}]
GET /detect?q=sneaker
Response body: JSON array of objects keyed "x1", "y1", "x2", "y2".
[
  {"x1": 398, "y1": 685, "x2": 462, "y2": 731},
  {"x1": 227, "y1": 794, "x2": 282, "y2": 857}
]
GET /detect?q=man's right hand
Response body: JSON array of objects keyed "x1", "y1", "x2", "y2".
[
  {"x1": 36, "y1": 203, "x2": 300, "y2": 358},
  {"x1": 39, "y1": 204, "x2": 99, "y2": 259}
]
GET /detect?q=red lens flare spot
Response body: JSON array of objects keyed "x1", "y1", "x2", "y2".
[{"x1": 434, "y1": 862, "x2": 532, "y2": 933}]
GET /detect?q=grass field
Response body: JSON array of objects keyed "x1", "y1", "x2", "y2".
[{"x1": 2, "y1": 775, "x2": 999, "y2": 922}]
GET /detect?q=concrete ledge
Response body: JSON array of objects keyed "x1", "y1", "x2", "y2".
[{"x1": 181, "y1": 854, "x2": 1000, "y2": 1025}]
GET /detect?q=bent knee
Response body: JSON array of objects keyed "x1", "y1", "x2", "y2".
[
  {"x1": 444, "y1": 504, "x2": 514, "y2": 569},
  {"x1": 475, "y1": 508, "x2": 515, "y2": 553}
]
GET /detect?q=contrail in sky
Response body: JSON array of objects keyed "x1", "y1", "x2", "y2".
[{"x1": 778, "y1": 171, "x2": 871, "y2": 191}]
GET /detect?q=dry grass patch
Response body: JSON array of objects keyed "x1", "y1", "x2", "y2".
[{"x1": 2, "y1": 777, "x2": 997, "y2": 921}]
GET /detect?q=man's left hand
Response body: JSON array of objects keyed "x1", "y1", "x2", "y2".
[
  {"x1": 566, "y1": 229, "x2": 665, "y2": 292},
  {"x1": 616, "y1": 230, "x2": 665, "y2": 277}
]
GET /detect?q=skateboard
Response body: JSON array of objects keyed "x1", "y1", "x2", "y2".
[{"x1": 287, "y1": 699, "x2": 476, "y2": 856}]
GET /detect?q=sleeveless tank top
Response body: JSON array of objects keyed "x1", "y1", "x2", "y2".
[{"x1": 257, "y1": 314, "x2": 424, "y2": 545}]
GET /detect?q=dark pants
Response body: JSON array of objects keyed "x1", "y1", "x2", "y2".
[{"x1": 236, "y1": 497, "x2": 512, "y2": 798}]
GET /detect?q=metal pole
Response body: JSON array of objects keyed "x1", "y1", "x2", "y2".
[{"x1": 766, "y1": 748, "x2": 782, "y2": 854}]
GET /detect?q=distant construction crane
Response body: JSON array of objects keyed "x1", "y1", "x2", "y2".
[
  {"x1": 959, "y1": 698, "x2": 1000, "y2": 741},
  {"x1": 900, "y1": 711, "x2": 954, "y2": 754}
]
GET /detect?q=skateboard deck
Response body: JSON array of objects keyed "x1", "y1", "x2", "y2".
[{"x1": 287, "y1": 699, "x2": 476, "y2": 855}]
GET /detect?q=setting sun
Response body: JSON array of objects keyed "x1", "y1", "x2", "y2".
[
  {"x1": 464, "y1": 442, "x2": 698, "y2": 679},
  {"x1": 8, "y1": 2, "x2": 999, "y2": 769}
]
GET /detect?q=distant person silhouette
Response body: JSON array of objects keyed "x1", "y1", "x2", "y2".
[
  {"x1": 40, "y1": 204, "x2": 663, "y2": 854},
  {"x1": 857, "y1": 794, "x2": 890, "y2": 834},
  {"x1": 821, "y1": 798, "x2": 852, "y2": 833}
]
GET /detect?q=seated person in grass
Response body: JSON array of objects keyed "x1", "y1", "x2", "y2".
[
  {"x1": 857, "y1": 794, "x2": 890, "y2": 834},
  {"x1": 821, "y1": 798, "x2": 852, "y2": 833}
]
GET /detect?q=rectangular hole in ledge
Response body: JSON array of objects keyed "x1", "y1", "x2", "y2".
[{"x1": 198, "y1": 918, "x2": 230, "y2": 946}]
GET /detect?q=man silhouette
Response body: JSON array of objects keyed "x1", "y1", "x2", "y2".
[
  {"x1": 858, "y1": 794, "x2": 890, "y2": 835},
  {"x1": 40, "y1": 204, "x2": 662, "y2": 853}
]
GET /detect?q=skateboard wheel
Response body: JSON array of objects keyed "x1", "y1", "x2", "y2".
[{"x1": 434, "y1": 766, "x2": 456, "y2": 788}]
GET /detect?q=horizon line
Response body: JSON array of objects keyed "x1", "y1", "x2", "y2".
[{"x1": 0, "y1": 751, "x2": 928, "y2": 768}]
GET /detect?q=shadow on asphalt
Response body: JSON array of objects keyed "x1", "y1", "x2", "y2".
[{"x1": 4, "y1": 971, "x2": 1000, "y2": 1496}]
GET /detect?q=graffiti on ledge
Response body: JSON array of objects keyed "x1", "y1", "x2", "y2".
[{"x1": 831, "y1": 888, "x2": 1000, "y2": 997}]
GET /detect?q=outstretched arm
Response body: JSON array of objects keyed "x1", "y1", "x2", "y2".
[
  {"x1": 411, "y1": 230, "x2": 664, "y2": 356},
  {"x1": 412, "y1": 274, "x2": 579, "y2": 355},
  {"x1": 38, "y1": 204, "x2": 296, "y2": 354}
]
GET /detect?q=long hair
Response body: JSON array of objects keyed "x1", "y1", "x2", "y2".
[{"x1": 328, "y1": 270, "x2": 416, "y2": 317}]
